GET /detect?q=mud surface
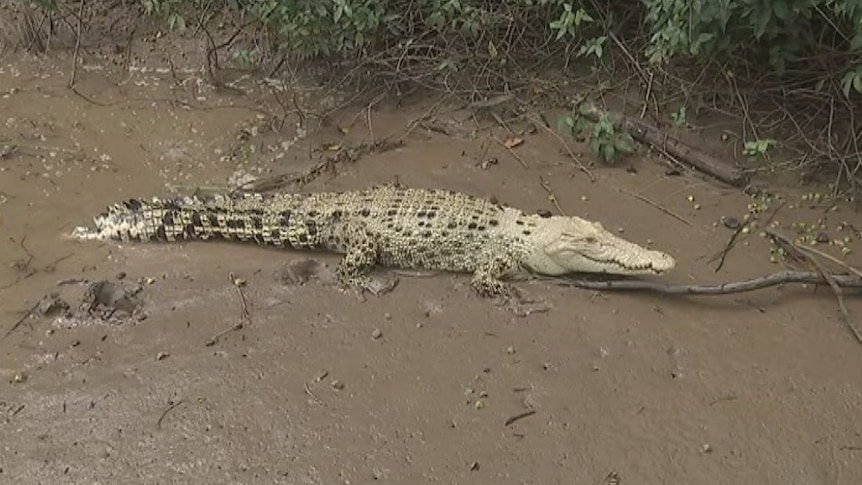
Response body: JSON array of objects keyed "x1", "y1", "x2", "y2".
[{"x1": 2, "y1": 17, "x2": 862, "y2": 485}]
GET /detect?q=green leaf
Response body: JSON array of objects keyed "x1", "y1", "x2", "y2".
[{"x1": 772, "y1": 0, "x2": 790, "y2": 20}]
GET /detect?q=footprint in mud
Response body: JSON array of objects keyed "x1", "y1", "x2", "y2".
[{"x1": 80, "y1": 280, "x2": 146, "y2": 323}]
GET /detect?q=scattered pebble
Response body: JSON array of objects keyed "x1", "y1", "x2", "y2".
[
  {"x1": 505, "y1": 346, "x2": 515, "y2": 355},
  {"x1": 156, "y1": 352, "x2": 169, "y2": 361},
  {"x1": 723, "y1": 217, "x2": 741, "y2": 229},
  {"x1": 371, "y1": 328, "x2": 383, "y2": 340},
  {"x1": 330, "y1": 379, "x2": 345, "y2": 391}
]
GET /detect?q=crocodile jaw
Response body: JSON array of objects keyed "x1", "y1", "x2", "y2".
[{"x1": 523, "y1": 216, "x2": 676, "y2": 276}]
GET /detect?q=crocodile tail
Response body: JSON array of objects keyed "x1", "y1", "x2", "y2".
[{"x1": 71, "y1": 194, "x2": 288, "y2": 246}]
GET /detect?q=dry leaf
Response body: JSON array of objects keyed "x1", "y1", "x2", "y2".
[
  {"x1": 504, "y1": 137, "x2": 524, "y2": 148},
  {"x1": 487, "y1": 41, "x2": 498, "y2": 59}
]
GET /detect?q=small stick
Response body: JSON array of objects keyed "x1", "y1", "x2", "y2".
[
  {"x1": 616, "y1": 188, "x2": 693, "y2": 227},
  {"x1": 205, "y1": 273, "x2": 252, "y2": 346},
  {"x1": 766, "y1": 229, "x2": 862, "y2": 344},
  {"x1": 539, "y1": 176, "x2": 566, "y2": 216},
  {"x1": 68, "y1": 0, "x2": 85, "y2": 88},
  {"x1": 712, "y1": 202, "x2": 785, "y2": 272},
  {"x1": 304, "y1": 383, "x2": 325, "y2": 405},
  {"x1": 156, "y1": 399, "x2": 184, "y2": 430},
  {"x1": 525, "y1": 113, "x2": 595, "y2": 182},
  {"x1": 495, "y1": 138, "x2": 528, "y2": 168},
  {"x1": 468, "y1": 93, "x2": 515, "y2": 109},
  {"x1": 711, "y1": 220, "x2": 751, "y2": 272},
  {"x1": 2, "y1": 300, "x2": 41, "y2": 340},
  {"x1": 797, "y1": 243, "x2": 862, "y2": 279},
  {"x1": 504, "y1": 409, "x2": 537, "y2": 426}
]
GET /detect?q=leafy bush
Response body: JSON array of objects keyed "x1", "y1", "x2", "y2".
[{"x1": 29, "y1": 0, "x2": 862, "y2": 187}]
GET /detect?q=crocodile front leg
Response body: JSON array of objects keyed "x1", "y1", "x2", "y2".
[
  {"x1": 470, "y1": 255, "x2": 517, "y2": 297},
  {"x1": 334, "y1": 222, "x2": 398, "y2": 296},
  {"x1": 471, "y1": 254, "x2": 548, "y2": 315}
]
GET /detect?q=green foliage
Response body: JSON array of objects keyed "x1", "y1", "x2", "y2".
[
  {"x1": 643, "y1": 0, "x2": 862, "y2": 95},
  {"x1": 743, "y1": 138, "x2": 778, "y2": 161},
  {"x1": 670, "y1": 105, "x2": 687, "y2": 128},
  {"x1": 32, "y1": 0, "x2": 59, "y2": 12},
  {"x1": 559, "y1": 106, "x2": 635, "y2": 165},
  {"x1": 133, "y1": 0, "x2": 604, "y2": 59}
]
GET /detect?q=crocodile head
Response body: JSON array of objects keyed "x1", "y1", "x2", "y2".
[{"x1": 520, "y1": 215, "x2": 675, "y2": 276}]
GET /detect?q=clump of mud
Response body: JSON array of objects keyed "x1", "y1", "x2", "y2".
[{"x1": 31, "y1": 279, "x2": 147, "y2": 330}]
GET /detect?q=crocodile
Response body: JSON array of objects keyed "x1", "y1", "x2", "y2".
[{"x1": 71, "y1": 185, "x2": 676, "y2": 297}]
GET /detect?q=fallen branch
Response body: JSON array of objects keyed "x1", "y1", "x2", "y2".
[{"x1": 552, "y1": 270, "x2": 862, "y2": 295}]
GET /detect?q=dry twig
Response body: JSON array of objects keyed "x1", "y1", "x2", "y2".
[
  {"x1": 67, "y1": 0, "x2": 85, "y2": 88},
  {"x1": 765, "y1": 229, "x2": 862, "y2": 344},
  {"x1": 525, "y1": 113, "x2": 595, "y2": 181},
  {"x1": 205, "y1": 273, "x2": 252, "y2": 346}
]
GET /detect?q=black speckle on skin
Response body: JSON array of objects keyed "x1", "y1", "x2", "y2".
[
  {"x1": 523, "y1": 230, "x2": 532, "y2": 236},
  {"x1": 126, "y1": 199, "x2": 143, "y2": 211},
  {"x1": 427, "y1": 211, "x2": 436, "y2": 218},
  {"x1": 360, "y1": 208, "x2": 371, "y2": 217},
  {"x1": 209, "y1": 214, "x2": 220, "y2": 226},
  {"x1": 516, "y1": 220, "x2": 524, "y2": 226},
  {"x1": 191, "y1": 213, "x2": 203, "y2": 226},
  {"x1": 251, "y1": 217, "x2": 263, "y2": 230},
  {"x1": 447, "y1": 222, "x2": 457, "y2": 229},
  {"x1": 417, "y1": 211, "x2": 426, "y2": 218},
  {"x1": 307, "y1": 210, "x2": 319, "y2": 217},
  {"x1": 489, "y1": 219, "x2": 499, "y2": 226},
  {"x1": 387, "y1": 209, "x2": 397, "y2": 216},
  {"x1": 280, "y1": 210, "x2": 292, "y2": 226},
  {"x1": 227, "y1": 219, "x2": 246, "y2": 230},
  {"x1": 162, "y1": 213, "x2": 174, "y2": 226},
  {"x1": 422, "y1": 231, "x2": 432, "y2": 238},
  {"x1": 156, "y1": 226, "x2": 167, "y2": 240},
  {"x1": 468, "y1": 222, "x2": 477, "y2": 230},
  {"x1": 306, "y1": 221, "x2": 318, "y2": 236},
  {"x1": 184, "y1": 224, "x2": 196, "y2": 237},
  {"x1": 298, "y1": 234, "x2": 309, "y2": 244},
  {"x1": 332, "y1": 210, "x2": 343, "y2": 218}
]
